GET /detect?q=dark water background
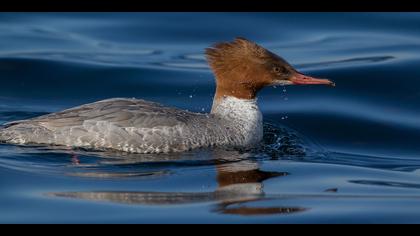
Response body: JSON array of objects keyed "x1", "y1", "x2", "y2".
[{"x1": 1, "y1": 13, "x2": 420, "y2": 223}]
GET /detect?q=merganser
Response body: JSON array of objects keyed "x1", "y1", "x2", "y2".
[{"x1": 0, "y1": 37, "x2": 334, "y2": 153}]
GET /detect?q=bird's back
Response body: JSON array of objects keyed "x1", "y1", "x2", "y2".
[{"x1": 0, "y1": 98, "x2": 219, "y2": 153}]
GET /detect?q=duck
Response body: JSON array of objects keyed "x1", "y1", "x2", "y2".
[{"x1": 0, "y1": 37, "x2": 334, "y2": 153}]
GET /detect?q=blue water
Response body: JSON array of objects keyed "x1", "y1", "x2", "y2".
[{"x1": 1, "y1": 13, "x2": 420, "y2": 223}]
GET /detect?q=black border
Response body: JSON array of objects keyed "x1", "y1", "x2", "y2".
[{"x1": 1, "y1": 0, "x2": 419, "y2": 12}]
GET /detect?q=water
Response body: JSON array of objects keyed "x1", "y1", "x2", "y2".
[{"x1": 1, "y1": 13, "x2": 420, "y2": 223}]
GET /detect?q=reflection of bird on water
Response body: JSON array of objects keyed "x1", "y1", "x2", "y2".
[{"x1": 50, "y1": 149, "x2": 308, "y2": 216}]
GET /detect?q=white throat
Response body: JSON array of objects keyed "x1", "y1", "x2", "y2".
[{"x1": 211, "y1": 96, "x2": 263, "y2": 146}]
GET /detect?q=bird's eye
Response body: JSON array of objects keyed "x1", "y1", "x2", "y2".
[{"x1": 273, "y1": 67, "x2": 281, "y2": 73}]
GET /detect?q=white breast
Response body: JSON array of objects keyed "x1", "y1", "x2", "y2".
[{"x1": 211, "y1": 96, "x2": 263, "y2": 147}]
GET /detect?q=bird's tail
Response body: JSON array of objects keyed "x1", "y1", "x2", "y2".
[
  {"x1": 0, "y1": 125, "x2": 19, "y2": 143},
  {"x1": 0, "y1": 126, "x2": 12, "y2": 143},
  {"x1": 0, "y1": 123, "x2": 53, "y2": 145}
]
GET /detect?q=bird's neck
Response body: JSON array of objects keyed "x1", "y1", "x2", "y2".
[
  {"x1": 211, "y1": 94, "x2": 258, "y2": 114},
  {"x1": 213, "y1": 82, "x2": 259, "y2": 100},
  {"x1": 211, "y1": 95, "x2": 263, "y2": 146},
  {"x1": 211, "y1": 95, "x2": 262, "y2": 127}
]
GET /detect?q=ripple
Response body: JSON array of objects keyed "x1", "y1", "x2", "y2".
[
  {"x1": 181, "y1": 53, "x2": 206, "y2": 61},
  {"x1": 67, "y1": 170, "x2": 170, "y2": 179},
  {"x1": 349, "y1": 180, "x2": 420, "y2": 189},
  {"x1": 0, "y1": 111, "x2": 47, "y2": 124},
  {"x1": 156, "y1": 53, "x2": 208, "y2": 70},
  {"x1": 158, "y1": 62, "x2": 208, "y2": 69},
  {"x1": 0, "y1": 50, "x2": 160, "y2": 67},
  {"x1": 297, "y1": 56, "x2": 395, "y2": 69},
  {"x1": 305, "y1": 151, "x2": 420, "y2": 172}
]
